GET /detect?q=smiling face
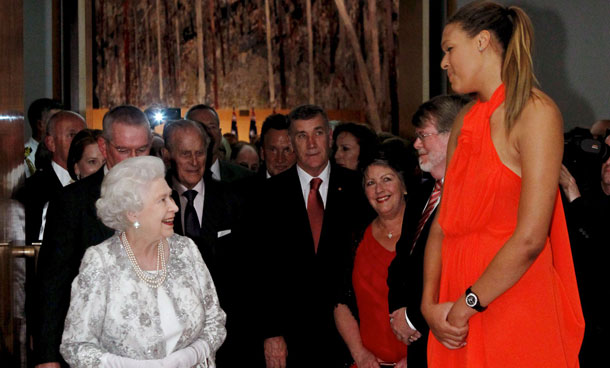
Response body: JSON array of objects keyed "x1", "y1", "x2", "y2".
[
  {"x1": 167, "y1": 127, "x2": 207, "y2": 189},
  {"x1": 413, "y1": 118, "x2": 450, "y2": 180},
  {"x1": 334, "y1": 131, "x2": 360, "y2": 171},
  {"x1": 74, "y1": 142, "x2": 105, "y2": 179},
  {"x1": 133, "y1": 177, "x2": 178, "y2": 241},
  {"x1": 261, "y1": 128, "x2": 295, "y2": 176},
  {"x1": 290, "y1": 115, "x2": 332, "y2": 177},
  {"x1": 440, "y1": 23, "x2": 483, "y2": 94},
  {"x1": 364, "y1": 164, "x2": 406, "y2": 217}
]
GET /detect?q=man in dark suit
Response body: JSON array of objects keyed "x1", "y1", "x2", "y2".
[
  {"x1": 15, "y1": 110, "x2": 86, "y2": 244},
  {"x1": 162, "y1": 119, "x2": 260, "y2": 366},
  {"x1": 387, "y1": 95, "x2": 470, "y2": 367},
  {"x1": 32, "y1": 105, "x2": 152, "y2": 368},
  {"x1": 261, "y1": 105, "x2": 373, "y2": 368},
  {"x1": 185, "y1": 104, "x2": 253, "y2": 183}
]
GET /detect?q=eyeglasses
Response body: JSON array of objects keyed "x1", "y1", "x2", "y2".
[
  {"x1": 415, "y1": 131, "x2": 440, "y2": 141},
  {"x1": 107, "y1": 141, "x2": 150, "y2": 155}
]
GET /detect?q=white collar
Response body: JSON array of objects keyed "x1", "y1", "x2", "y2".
[
  {"x1": 51, "y1": 161, "x2": 73, "y2": 187},
  {"x1": 296, "y1": 161, "x2": 331, "y2": 187},
  {"x1": 172, "y1": 176, "x2": 205, "y2": 197},
  {"x1": 296, "y1": 162, "x2": 331, "y2": 208},
  {"x1": 210, "y1": 159, "x2": 221, "y2": 181}
]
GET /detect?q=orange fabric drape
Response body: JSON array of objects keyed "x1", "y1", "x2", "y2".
[{"x1": 428, "y1": 85, "x2": 584, "y2": 367}]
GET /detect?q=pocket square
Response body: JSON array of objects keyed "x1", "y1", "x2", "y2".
[{"x1": 217, "y1": 229, "x2": 231, "y2": 238}]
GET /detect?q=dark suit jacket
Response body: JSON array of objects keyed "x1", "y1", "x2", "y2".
[
  {"x1": 33, "y1": 167, "x2": 114, "y2": 365},
  {"x1": 169, "y1": 174, "x2": 262, "y2": 367},
  {"x1": 14, "y1": 164, "x2": 63, "y2": 244},
  {"x1": 219, "y1": 159, "x2": 254, "y2": 183},
  {"x1": 260, "y1": 164, "x2": 373, "y2": 367},
  {"x1": 387, "y1": 178, "x2": 435, "y2": 367}
]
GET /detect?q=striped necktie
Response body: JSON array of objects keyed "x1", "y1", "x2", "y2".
[{"x1": 412, "y1": 180, "x2": 442, "y2": 254}]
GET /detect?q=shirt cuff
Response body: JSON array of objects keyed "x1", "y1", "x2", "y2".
[{"x1": 404, "y1": 308, "x2": 416, "y2": 330}]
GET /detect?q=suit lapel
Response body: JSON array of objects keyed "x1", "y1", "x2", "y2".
[
  {"x1": 171, "y1": 189, "x2": 183, "y2": 235},
  {"x1": 201, "y1": 179, "x2": 222, "y2": 241},
  {"x1": 285, "y1": 166, "x2": 316, "y2": 251}
]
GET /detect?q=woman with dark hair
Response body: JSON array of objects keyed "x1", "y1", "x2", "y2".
[
  {"x1": 333, "y1": 122, "x2": 378, "y2": 171},
  {"x1": 67, "y1": 129, "x2": 105, "y2": 180},
  {"x1": 334, "y1": 157, "x2": 417, "y2": 368},
  {"x1": 421, "y1": 1, "x2": 584, "y2": 367}
]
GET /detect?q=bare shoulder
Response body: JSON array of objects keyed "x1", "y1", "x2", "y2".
[
  {"x1": 512, "y1": 89, "x2": 564, "y2": 162},
  {"x1": 516, "y1": 89, "x2": 563, "y2": 133}
]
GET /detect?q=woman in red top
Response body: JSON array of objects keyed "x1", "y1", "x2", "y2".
[
  {"x1": 421, "y1": 2, "x2": 584, "y2": 367},
  {"x1": 335, "y1": 158, "x2": 418, "y2": 368}
]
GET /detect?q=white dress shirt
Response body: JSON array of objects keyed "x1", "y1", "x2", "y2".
[
  {"x1": 172, "y1": 177, "x2": 205, "y2": 234},
  {"x1": 296, "y1": 162, "x2": 331, "y2": 209},
  {"x1": 39, "y1": 162, "x2": 73, "y2": 239}
]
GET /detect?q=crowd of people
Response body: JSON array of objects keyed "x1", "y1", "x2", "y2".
[{"x1": 12, "y1": 1, "x2": 606, "y2": 367}]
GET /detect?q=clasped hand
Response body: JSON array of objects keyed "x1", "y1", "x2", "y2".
[
  {"x1": 423, "y1": 302, "x2": 469, "y2": 350},
  {"x1": 389, "y1": 307, "x2": 422, "y2": 345}
]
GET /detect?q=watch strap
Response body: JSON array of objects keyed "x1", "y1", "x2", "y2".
[{"x1": 465, "y1": 286, "x2": 487, "y2": 312}]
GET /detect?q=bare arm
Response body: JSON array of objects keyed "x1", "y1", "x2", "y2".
[
  {"x1": 447, "y1": 94, "x2": 564, "y2": 325},
  {"x1": 334, "y1": 304, "x2": 380, "y2": 368},
  {"x1": 421, "y1": 104, "x2": 470, "y2": 349}
]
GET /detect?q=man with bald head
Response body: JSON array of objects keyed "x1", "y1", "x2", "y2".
[
  {"x1": 185, "y1": 104, "x2": 253, "y2": 183},
  {"x1": 32, "y1": 105, "x2": 152, "y2": 368},
  {"x1": 15, "y1": 110, "x2": 86, "y2": 244}
]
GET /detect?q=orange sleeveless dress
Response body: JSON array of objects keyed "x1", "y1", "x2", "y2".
[{"x1": 428, "y1": 85, "x2": 584, "y2": 368}]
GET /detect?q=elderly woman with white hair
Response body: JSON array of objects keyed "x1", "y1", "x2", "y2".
[{"x1": 60, "y1": 156, "x2": 226, "y2": 367}]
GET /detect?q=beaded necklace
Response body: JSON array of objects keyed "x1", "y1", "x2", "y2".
[{"x1": 120, "y1": 232, "x2": 167, "y2": 288}]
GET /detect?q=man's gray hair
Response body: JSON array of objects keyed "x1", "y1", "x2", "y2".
[
  {"x1": 46, "y1": 110, "x2": 86, "y2": 136},
  {"x1": 96, "y1": 156, "x2": 166, "y2": 231},
  {"x1": 102, "y1": 105, "x2": 152, "y2": 143},
  {"x1": 411, "y1": 94, "x2": 472, "y2": 132},
  {"x1": 163, "y1": 119, "x2": 210, "y2": 153}
]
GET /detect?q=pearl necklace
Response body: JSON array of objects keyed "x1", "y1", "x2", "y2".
[{"x1": 120, "y1": 232, "x2": 167, "y2": 288}]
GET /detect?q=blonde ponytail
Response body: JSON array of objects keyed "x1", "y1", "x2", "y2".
[
  {"x1": 448, "y1": 1, "x2": 539, "y2": 131},
  {"x1": 501, "y1": 7, "x2": 538, "y2": 131}
]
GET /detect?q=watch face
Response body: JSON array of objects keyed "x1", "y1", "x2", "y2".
[{"x1": 466, "y1": 293, "x2": 478, "y2": 307}]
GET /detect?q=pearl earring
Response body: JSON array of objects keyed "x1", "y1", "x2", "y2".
[{"x1": 134, "y1": 221, "x2": 140, "y2": 229}]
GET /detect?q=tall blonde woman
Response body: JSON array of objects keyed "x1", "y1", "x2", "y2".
[{"x1": 421, "y1": 1, "x2": 584, "y2": 367}]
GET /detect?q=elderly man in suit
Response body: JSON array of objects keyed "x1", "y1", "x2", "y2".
[
  {"x1": 33, "y1": 105, "x2": 152, "y2": 368},
  {"x1": 386, "y1": 94, "x2": 471, "y2": 367},
  {"x1": 185, "y1": 104, "x2": 253, "y2": 183},
  {"x1": 162, "y1": 119, "x2": 259, "y2": 366},
  {"x1": 261, "y1": 105, "x2": 373, "y2": 368},
  {"x1": 15, "y1": 110, "x2": 86, "y2": 244}
]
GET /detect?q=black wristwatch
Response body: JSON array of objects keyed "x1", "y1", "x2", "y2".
[{"x1": 465, "y1": 286, "x2": 487, "y2": 312}]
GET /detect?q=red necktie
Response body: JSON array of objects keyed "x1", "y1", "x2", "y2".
[
  {"x1": 307, "y1": 178, "x2": 324, "y2": 253},
  {"x1": 412, "y1": 180, "x2": 442, "y2": 254}
]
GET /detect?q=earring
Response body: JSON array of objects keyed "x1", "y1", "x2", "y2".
[
  {"x1": 479, "y1": 46, "x2": 483, "y2": 52},
  {"x1": 133, "y1": 221, "x2": 140, "y2": 229}
]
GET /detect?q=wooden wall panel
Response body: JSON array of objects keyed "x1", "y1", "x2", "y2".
[{"x1": 0, "y1": 0, "x2": 24, "y2": 112}]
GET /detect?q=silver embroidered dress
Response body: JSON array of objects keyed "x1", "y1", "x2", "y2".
[{"x1": 60, "y1": 233, "x2": 226, "y2": 367}]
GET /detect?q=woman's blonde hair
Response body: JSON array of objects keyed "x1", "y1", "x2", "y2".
[{"x1": 449, "y1": 1, "x2": 538, "y2": 131}]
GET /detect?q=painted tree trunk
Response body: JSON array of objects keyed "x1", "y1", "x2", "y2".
[{"x1": 334, "y1": 0, "x2": 381, "y2": 131}]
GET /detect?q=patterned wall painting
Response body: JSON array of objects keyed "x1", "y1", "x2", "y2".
[{"x1": 94, "y1": 0, "x2": 399, "y2": 131}]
